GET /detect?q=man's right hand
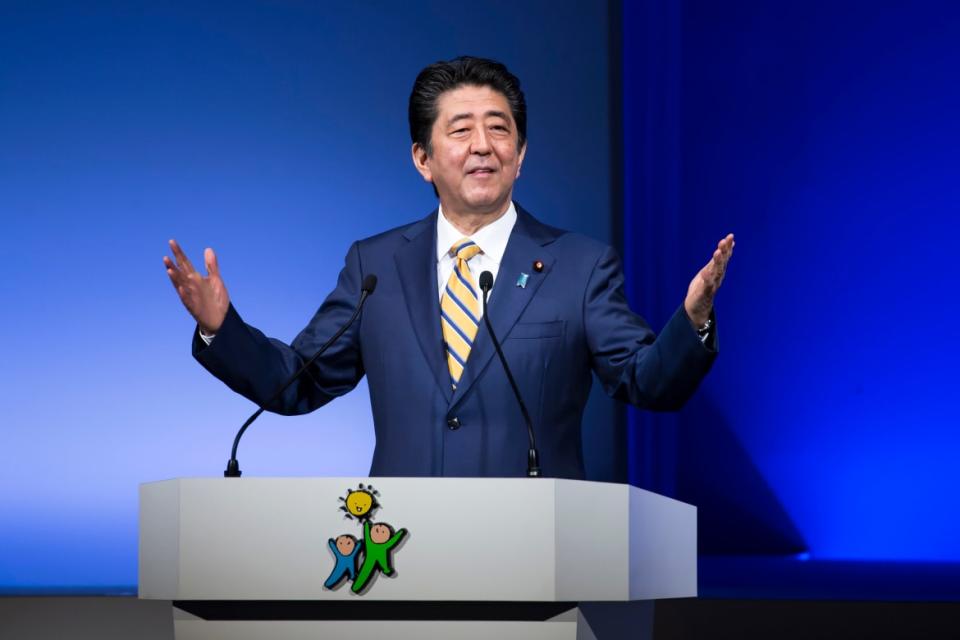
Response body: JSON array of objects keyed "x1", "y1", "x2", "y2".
[{"x1": 163, "y1": 239, "x2": 230, "y2": 334}]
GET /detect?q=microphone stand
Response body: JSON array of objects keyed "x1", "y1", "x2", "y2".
[
  {"x1": 223, "y1": 274, "x2": 377, "y2": 477},
  {"x1": 479, "y1": 271, "x2": 541, "y2": 478}
]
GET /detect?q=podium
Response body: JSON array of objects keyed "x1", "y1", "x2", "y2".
[{"x1": 140, "y1": 478, "x2": 696, "y2": 639}]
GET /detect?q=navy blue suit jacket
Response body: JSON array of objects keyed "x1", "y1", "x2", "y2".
[{"x1": 194, "y1": 205, "x2": 717, "y2": 478}]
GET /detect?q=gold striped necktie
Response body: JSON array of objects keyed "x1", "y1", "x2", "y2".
[{"x1": 441, "y1": 238, "x2": 483, "y2": 389}]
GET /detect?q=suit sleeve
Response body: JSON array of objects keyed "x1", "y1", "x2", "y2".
[
  {"x1": 191, "y1": 242, "x2": 366, "y2": 415},
  {"x1": 585, "y1": 245, "x2": 717, "y2": 411}
]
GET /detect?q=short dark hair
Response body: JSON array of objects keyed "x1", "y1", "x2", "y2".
[{"x1": 408, "y1": 56, "x2": 527, "y2": 155}]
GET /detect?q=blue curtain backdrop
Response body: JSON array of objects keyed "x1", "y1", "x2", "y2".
[{"x1": 622, "y1": 0, "x2": 960, "y2": 599}]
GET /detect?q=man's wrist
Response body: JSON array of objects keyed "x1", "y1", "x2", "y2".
[{"x1": 684, "y1": 303, "x2": 712, "y2": 330}]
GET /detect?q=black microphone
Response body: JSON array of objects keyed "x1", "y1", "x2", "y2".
[
  {"x1": 478, "y1": 271, "x2": 542, "y2": 478},
  {"x1": 224, "y1": 274, "x2": 378, "y2": 477}
]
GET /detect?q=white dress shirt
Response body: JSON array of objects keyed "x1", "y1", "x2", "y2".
[{"x1": 436, "y1": 201, "x2": 517, "y2": 317}]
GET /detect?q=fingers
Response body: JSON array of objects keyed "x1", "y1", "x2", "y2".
[
  {"x1": 710, "y1": 233, "x2": 735, "y2": 285},
  {"x1": 713, "y1": 234, "x2": 735, "y2": 268},
  {"x1": 163, "y1": 255, "x2": 180, "y2": 283},
  {"x1": 715, "y1": 234, "x2": 734, "y2": 254},
  {"x1": 701, "y1": 234, "x2": 734, "y2": 285},
  {"x1": 718, "y1": 233, "x2": 735, "y2": 258},
  {"x1": 168, "y1": 238, "x2": 196, "y2": 273},
  {"x1": 204, "y1": 247, "x2": 219, "y2": 278}
]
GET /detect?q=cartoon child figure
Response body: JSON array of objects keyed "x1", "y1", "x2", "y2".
[
  {"x1": 323, "y1": 534, "x2": 361, "y2": 589},
  {"x1": 351, "y1": 521, "x2": 407, "y2": 593}
]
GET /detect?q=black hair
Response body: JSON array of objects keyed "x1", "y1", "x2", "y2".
[{"x1": 408, "y1": 56, "x2": 527, "y2": 155}]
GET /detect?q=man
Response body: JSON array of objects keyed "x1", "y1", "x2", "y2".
[{"x1": 164, "y1": 56, "x2": 734, "y2": 478}]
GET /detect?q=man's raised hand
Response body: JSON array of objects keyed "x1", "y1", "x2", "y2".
[
  {"x1": 163, "y1": 239, "x2": 230, "y2": 334},
  {"x1": 684, "y1": 233, "x2": 735, "y2": 329}
]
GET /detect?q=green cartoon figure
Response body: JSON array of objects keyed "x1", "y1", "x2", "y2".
[{"x1": 351, "y1": 521, "x2": 407, "y2": 593}]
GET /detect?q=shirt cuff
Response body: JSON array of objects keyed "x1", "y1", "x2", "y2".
[
  {"x1": 198, "y1": 327, "x2": 216, "y2": 345},
  {"x1": 697, "y1": 310, "x2": 718, "y2": 351}
]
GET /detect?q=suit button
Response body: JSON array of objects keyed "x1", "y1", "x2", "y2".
[{"x1": 447, "y1": 417, "x2": 461, "y2": 430}]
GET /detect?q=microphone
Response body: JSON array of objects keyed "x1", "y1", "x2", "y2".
[
  {"x1": 478, "y1": 271, "x2": 542, "y2": 478},
  {"x1": 224, "y1": 274, "x2": 378, "y2": 477}
]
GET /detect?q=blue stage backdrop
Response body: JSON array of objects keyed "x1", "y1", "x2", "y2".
[
  {"x1": 6, "y1": 0, "x2": 957, "y2": 600},
  {"x1": 622, "y1": 0, "x2": 960, "y2": 592},
  {"x1": 0, "y1": 1, "x2": 616, "y2": 592}
]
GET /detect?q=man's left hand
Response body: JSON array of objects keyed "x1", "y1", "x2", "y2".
[{"x1": 684, "y1": 233, "x2": 735, "y2": 328}]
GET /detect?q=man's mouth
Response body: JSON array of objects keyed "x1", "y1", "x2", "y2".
[{"x1": 468, "y1": 167, "x2": 496, "y2": 175}]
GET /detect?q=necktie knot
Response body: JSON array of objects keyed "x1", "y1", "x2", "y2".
[{"x1": 451, "y1": 239, "x2": 482, "y2": 261}]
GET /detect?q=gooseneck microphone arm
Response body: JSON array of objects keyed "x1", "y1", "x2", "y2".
[
  {"x1": 478, "y1": 271, "x2": 542, "y2": 478},
  {"x1": 224, "y1": 274, "x2": 378, "y2": 477}
]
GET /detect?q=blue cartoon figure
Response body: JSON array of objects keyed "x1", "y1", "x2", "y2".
[{"x1": 323, "y1": 534, "x2": 361, "y2": 589}]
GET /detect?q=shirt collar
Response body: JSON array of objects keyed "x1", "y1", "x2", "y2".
[{"x1": 436, "y1": 201, "x2": 518, "y2": 263}]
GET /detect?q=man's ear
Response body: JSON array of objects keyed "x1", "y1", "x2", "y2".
[
  {"x1": 411, "y1": 143, "x2": 433, "y2": 183},
  {"x1": 516, "y1": 142, "x2": 527, "y2": 179}
]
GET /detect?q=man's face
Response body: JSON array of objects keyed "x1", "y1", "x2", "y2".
[{"x1": 413, "y1": 84, "x2": 526, "y2": 218}]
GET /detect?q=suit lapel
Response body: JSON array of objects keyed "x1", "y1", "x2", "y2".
[
  {"x1": 450, "y1": 208, "x2": 558, "y2": 409},
  {"x1": 394, "y1": 211, "x2": 453, "y2": 403}
]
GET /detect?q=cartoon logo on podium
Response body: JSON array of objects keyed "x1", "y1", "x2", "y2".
[{"x1": 323, "y1": 483, "x2": 408, "y2": 594}]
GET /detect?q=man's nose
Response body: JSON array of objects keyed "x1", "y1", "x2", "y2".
[{"x1": 470, "y1": 128, "x2": 491, "y2": 154}]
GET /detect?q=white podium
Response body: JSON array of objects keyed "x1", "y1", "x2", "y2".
[{"x1": 140, "y1": 478, "x2": 696, "y2": 639}]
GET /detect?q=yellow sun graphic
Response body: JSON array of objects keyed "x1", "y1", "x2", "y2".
[{"x1": 338, "y1": 483, "x2": 380, "y2": 522}]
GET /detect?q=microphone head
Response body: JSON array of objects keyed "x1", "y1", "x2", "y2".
[
  {"x1": 361, "y1": 274, "x2": 378, "y2": 294},
  {"x1": 479, "y1": 271, "x2": 494, "y2": 292}
]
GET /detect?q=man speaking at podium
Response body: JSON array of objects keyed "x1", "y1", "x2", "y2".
[{"x1": 163, "y1": 56, "x2": 734, "y2": 479}]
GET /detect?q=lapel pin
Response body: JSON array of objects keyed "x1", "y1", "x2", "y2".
[
  {"x1": 516, "y1": 272, "x2": 529, "y2": 288},
  {"x1": 533, "y1": 260, "x2": 544, "y2": 273}
]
